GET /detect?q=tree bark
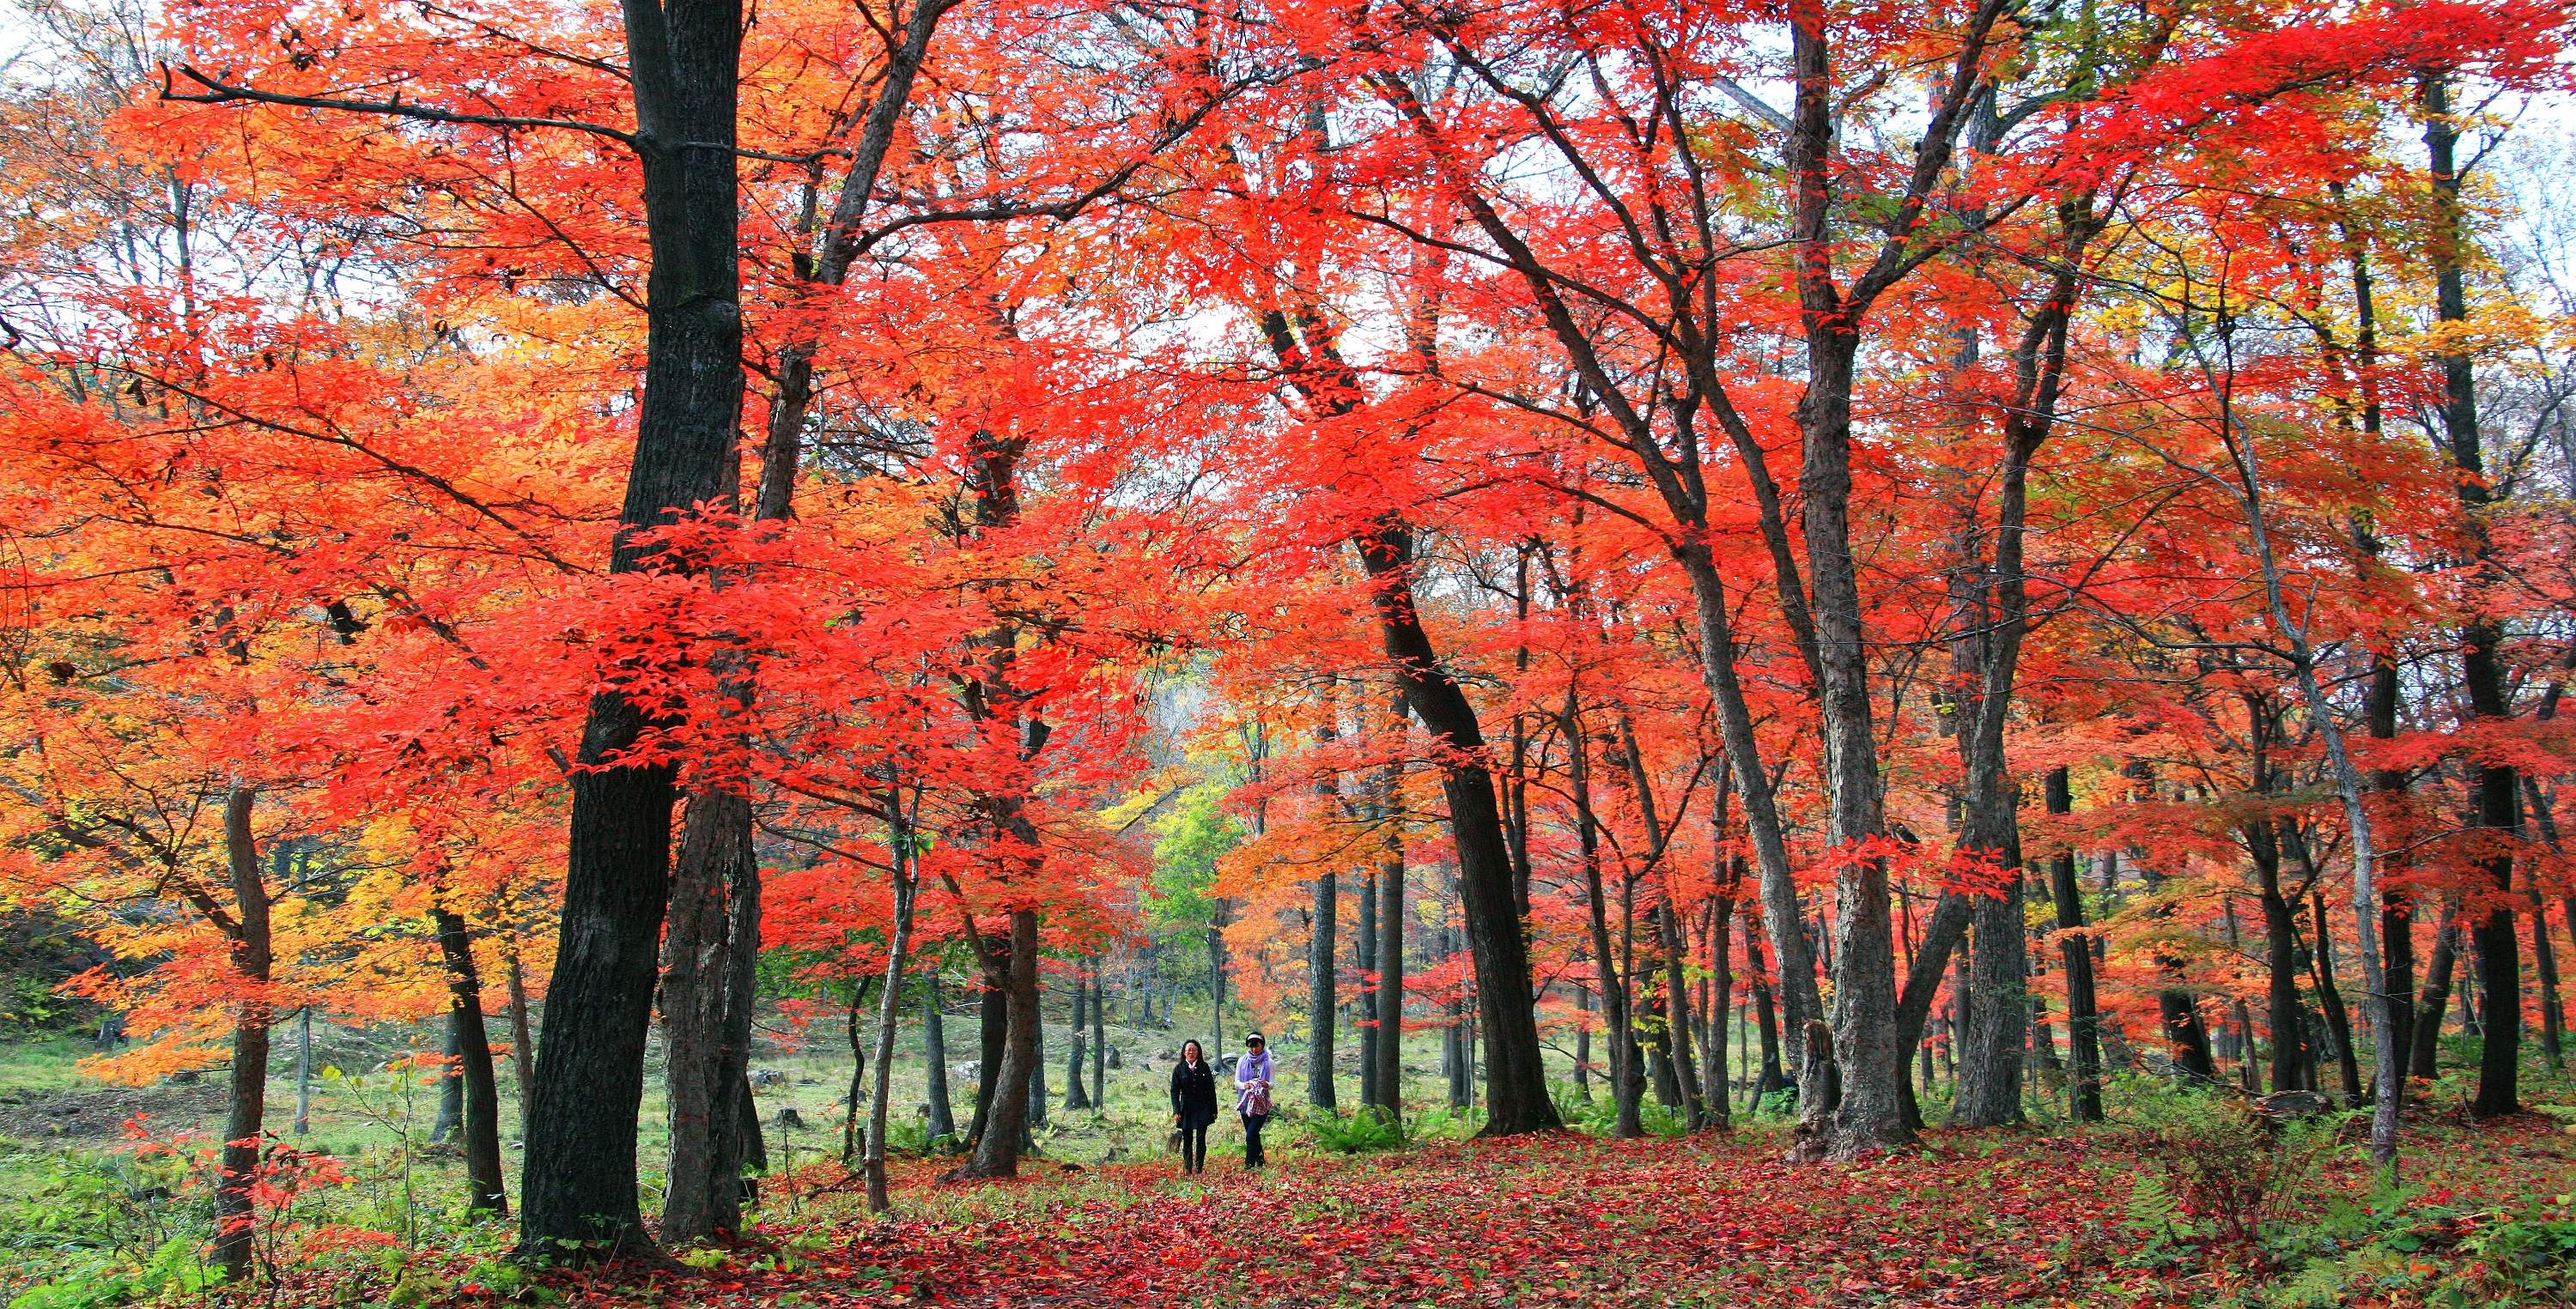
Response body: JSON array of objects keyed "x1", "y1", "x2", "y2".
[
  {"x1": 1374, "y1": 770, "x2": 1406, "y2": 1122},
  {"x1": 1355, "y1": 523, "x2": 1557, "y2": 1135},
  {"x1": 922, "y1": 983, "x2": 956, "y2": 1141},
  {"x1": 865, "y1": 829, "x2": 918, "y2": 1211},
  {"x1": 2422, "y1": 72, "x2": 2522, "y2": 1119},
  {"x1": 1357, "y1": 853, "x2": 1380, "y2": 1111},
  {"x1": 960, "y1": 910, "x2": 1041, "y2": 1177},
  {"x1": 1065, "y1": 967, "x2": 1092, "y2": 1111},
  {"x1": 1568, "y1": 707, "x2": 1640, "y2": 1137},
  {"x1": 214, "y1": 787, "x2": 271, "y2": 1282},
  {"x1": 2044, "y1": 770, "x2": 2104, "y2": 1123},
  {"x1": 2411, "y1": 908, "x2": 2461, "y2": 1080},
  {"x1": 501, "y1": 945, "x2": 535, "y2": 1145},
  {"x1": 433, "y1": 1015, "x2": 463, "y2": 1144},
  {"x1": 519, "y1": 0, "x2": 747, "y2": 1257},
  {"x1": 433, "y1": 905, "x2": 508, "y2": 1216},
  {"x1": 1309, "y1": 876, "x2": 1337, "y2": 1109},
  {"x1": 658, "y1": 789, "x2": 756, "y2": 1245},
  {"x1": 2311, "y1": 891, "x2": 2365, "y2": 1103}
]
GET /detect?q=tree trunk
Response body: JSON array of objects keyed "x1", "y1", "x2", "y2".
[
  {"x1": 1375, "y1": 789, "x2": 1406, "y2": 1122},
  {"x1": 960, "y1": 910, "x2": 1041, "y2": 1177},
  {"x1": 432, "y1": 906, "x2": 508, "y2": 1216},
  {"x1": 1310, "y1": 874, "x2": 1336, "y2": 1109},
  {"x1": 1028, "y1": 1003, "x2": 1049, "y2": 1127},
  {"x1": 1355, "y1": 522, "x2": 1557, "y2": 1135},
  {"x1": 1091, "y1": 961, "x2": 1106, "y2": 1108},
  {"x1": 922, "y1": 984, "x2": 956, "y2": 1141},
  {"x1": 1573, "y1": 983, "x2": 1592, "y2": 1100},
  {"x1": 1706, "y1": 888, "x2": 1735, "y2": 1129},
  {"x1": 2251, "y1": 812, "x2": 2312, "y2": 1094},
  {"x1": 519, "y1": 0, "x2": 746, "y2": 1257},
  {"x1": 501, "y1": 945, "x2": 535, "y2": 1145},
  {"x1": 1208, "y1": 921, "x2": 1226, "y2": 1063},
  {"x1": 1658, "y1": 903, "x2": 1709, "y2": 1130},
  {"x1": 2044, "y1": 771, "x2": 2104, "y2": 1122},
  {"x1": 294, "y1": 1007, "x2": 313, "y2": 1136},
  {"x1": 434, "y1": 1012, "x2": 464, "y2": 1143},
  {"x1": 1065, "y1": 967, "x2": 1092, "y2": 1111},
  {"x1": 1745, "y1": 915, "x2": 1787, "y2": 1100},
  {"x1": 2421, "y1": 73, "x2": 2522, "y2": 1119},
  {"x1": 1357, "y1": 857, "x2": 1380, "y2": 1111},
  {"x1": 214, "y1": 787, "x2": 272, "y2": 1282},
  {"x1": 2311, "y1": 891, "x2": 2365, "y2": 1102},
  {"x1": 865, "y1": 843, "x2": 918, "y2": 1212},
  {"x1": 2531, "y1": 848, "x2": 2568, "y2": 1073},
  {"x1": 1570, "y1": 714, "x2": 1639, "y2": 1138},
  {"x1": 843, "y1": 985, "x2": 868, "y2": 1165},
  {"x1": 658, "y1": 789, "x2": 756, "y2": 1246},
  {"x1": 2411, "y1": 909, "x2": 2461, "y2": 1080},
  {"x1": 969, "y1": 961, "x2": 1005, "y2": 1147}
]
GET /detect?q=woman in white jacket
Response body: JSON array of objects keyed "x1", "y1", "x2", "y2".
[{"x1": 1234, "y1": 1033, "x2": 1274, "y2": 1169}]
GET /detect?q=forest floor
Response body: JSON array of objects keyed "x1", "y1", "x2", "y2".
[
  {"x1": 260, "y1": 1106, "x2": 2576, "y2": 1309},
  {"x1": 9, "y1": 1019, "x2": 2576, "y2": 1307}
]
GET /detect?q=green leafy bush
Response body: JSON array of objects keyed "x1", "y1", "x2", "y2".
[{"x1": 1306, "y1": 1107, "x2": 1403, "y2": 1153}]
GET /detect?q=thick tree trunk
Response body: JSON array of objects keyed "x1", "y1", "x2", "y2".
[
  {"x1": 519, "y1": 0, "x2": 745, "y2": 1258},
  {"x1": 2251, "y1": 815, "x2": 2312, "y2": 1094},
  {"x1": 433, "y1": 905, "x2": 508, "y2": 1217},
  {"x1": 214, "y1": 788, "x2": 271, "y2": 1282},
  {"x1": 1090, "y1": 965, "x2": 1106, "y2": 1107},
  {"x1": 2534, "y1": 866, "x2": 2567, "y2": 1072},
  {"x1": 2368, "y1": 658, "x2": 2417, "y2": 1076},
  {"x1": 1744, "y1": 916, "x2": 1787, "y2": 1100},
  {"x1": 1355, "y1": 523, "x2": 1557, "y2": 1135},
  {"x1": 1028, "y1": 1004, "x2": 1049, "y2": 1127},
  {"x1": 433, "y1": 1016, "x2": 463, "y2": 1143},
  {"x1": 659, "y1": 789, "x2": 756, "y2": 1245},
  {"x1": 1658, "y1": 904, "x2": 1709, "y2": 1130},
  {"x1": 2422, "y1": 74, "x2": 2522, "y2": 1119},
  {"x1": 960, "y1": 910, "x2": 1041, "y2": 1178}
]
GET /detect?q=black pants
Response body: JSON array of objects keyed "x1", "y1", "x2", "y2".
[
  {"x1": 1240, "y1": 1111, "x2": 1269, "y2": 1167},
  {"x1": 1178, "y1": 1122, "x2": 1209, "y2": 1172}
]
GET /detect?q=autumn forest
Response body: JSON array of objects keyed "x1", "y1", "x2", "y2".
[{"x1": 0, "y1": 0, "x2": 2573, "y2": 1303}]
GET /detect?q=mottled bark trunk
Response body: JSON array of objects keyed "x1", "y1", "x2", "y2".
[
  {"x1": 659, "y1": 789, "x2": 756, "y2": 1245},
  {"x1": 214, "y1": 788, "x2": 271, "y2": 1282}
]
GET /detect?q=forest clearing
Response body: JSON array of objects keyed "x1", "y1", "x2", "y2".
[{"x1": 1, "y1": 0, "x2": 2575, "y2": 1303}]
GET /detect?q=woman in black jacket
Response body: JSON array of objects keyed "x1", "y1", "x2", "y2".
[{"x1": 1170, "y1": 1040, "x2": 1218, "y2": 1173}]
